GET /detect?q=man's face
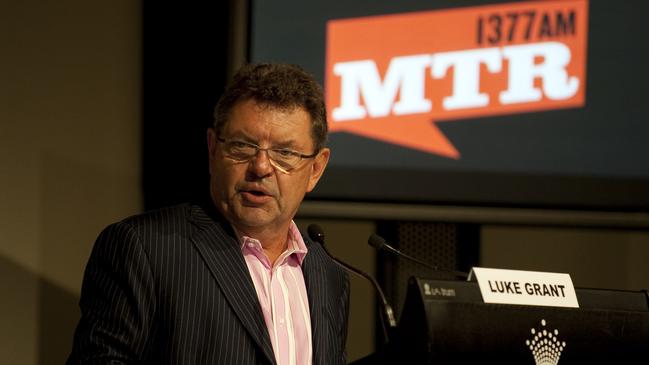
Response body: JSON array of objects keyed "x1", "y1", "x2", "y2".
[{"x1": 208, "y1": 99, "x2": 329, "y2": 235}]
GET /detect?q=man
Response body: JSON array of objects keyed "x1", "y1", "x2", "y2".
[{"x1": 67, "y1": 64, "x2": 350, "y2": 365}]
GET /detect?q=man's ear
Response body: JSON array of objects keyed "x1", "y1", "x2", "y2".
[{"x1": 306, "y1": 147, "x2": 330, "y2": 192}]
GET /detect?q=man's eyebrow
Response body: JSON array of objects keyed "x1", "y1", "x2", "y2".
[
  {"x1": 223, "y1": 132, "x2": 255, "y2": 142},
  {"x1": 271, "y1": 140, "x2": 299, "y2": 149}
]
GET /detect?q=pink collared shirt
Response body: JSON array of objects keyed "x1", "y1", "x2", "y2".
[{"x1": 240, "y1": 222, "x2": 312, "y2": 365}]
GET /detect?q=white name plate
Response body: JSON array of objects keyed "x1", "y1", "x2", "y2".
[{"x1": 469, "y1": 267, "x2": 579, "y2": 308}]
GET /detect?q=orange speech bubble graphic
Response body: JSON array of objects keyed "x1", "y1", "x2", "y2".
[{"x1": 326, "y1": 0, "x2": 588, "y2": 159}]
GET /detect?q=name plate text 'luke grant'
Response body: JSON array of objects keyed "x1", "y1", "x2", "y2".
[{"x1": 470, "y1": 267, "x2": 579, "y2": 308}]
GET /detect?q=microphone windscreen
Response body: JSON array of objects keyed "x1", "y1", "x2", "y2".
[
  {"x1": 307, "y1": 224, "x2": 325, "y2": 244},
  {"x1": 368, "y1": 234, "x2": 387, "y2": 250}
]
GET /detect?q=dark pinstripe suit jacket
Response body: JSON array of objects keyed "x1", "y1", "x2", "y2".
[{"x1": 67, "y1": 202, "x2": 350, "y2": 365}]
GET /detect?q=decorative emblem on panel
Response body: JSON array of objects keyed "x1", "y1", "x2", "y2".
[
  {"x1": 526, "y1": 319, "x2": 566, "y2": 365},
  {"x1": 422, "y1": 282, "x2": 456, "y2": 297}
]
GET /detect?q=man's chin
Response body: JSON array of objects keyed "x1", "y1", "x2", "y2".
[{"x1": 231, "y1": 206, "x2": 277, "y2": 228}]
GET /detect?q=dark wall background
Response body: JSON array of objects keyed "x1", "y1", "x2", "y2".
[{"x1": 142, "y1": 1, "x2": 232, "y2": 209}]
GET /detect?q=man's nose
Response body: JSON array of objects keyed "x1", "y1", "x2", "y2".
[{"x1": 247, "y1": 149, "x2": 274, "y2": 177}]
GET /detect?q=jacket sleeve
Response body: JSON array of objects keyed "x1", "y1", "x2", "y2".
[{"x1": 67, "y1": 221, "x2": 157, "y2": 364}]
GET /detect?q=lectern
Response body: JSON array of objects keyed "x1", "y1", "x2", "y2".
[{"x1": 389, "y1": 277, "x2": 649, "y2": 364}]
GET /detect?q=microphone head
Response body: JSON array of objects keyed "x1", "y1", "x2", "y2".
[
  {"x1": 307, "y1": 224, "x2": 325, "y2": 245},
  {"x1": 368, "y1": 234, "x2": 388, "y2": 250}
]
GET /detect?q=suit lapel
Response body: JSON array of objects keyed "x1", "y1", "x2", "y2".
[
  {"x1": 187, "y1": 204, "x2": 276, "y2": 365},
  {"x1": 301, "y1": 236, "x2": 331, "y2": 365}
]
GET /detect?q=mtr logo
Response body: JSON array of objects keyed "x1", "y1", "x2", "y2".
[{"x1": 325, "y1": 0, "x2": 588, "y2": 159}]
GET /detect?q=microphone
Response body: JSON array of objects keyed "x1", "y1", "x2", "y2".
[
  {"x1": 368, "y1": 233, "x2": 469, "y2": 279},
  {"x1": 307, "y1": 224, "x2": 397, "y2": 343}
]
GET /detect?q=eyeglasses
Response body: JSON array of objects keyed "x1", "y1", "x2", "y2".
[{"x1": 216, "y1": 137, "x2": 318, "y2": 174}]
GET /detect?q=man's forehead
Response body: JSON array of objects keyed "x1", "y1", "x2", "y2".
[
  {"x1": 224, "y1": 99, "x2": 312, "y2": 128},
  {"x1": 222, "y1": 100, "x2": 315, "y2": 145}
]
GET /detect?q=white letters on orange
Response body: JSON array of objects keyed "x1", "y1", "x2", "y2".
[
  {"x1": 431, "y1": 47, "x2": 502, "y2": 110},
  {"x1": 331, "y1": 42, "x2": 579, "y2": 121},
  {"x1": 333, "y1": 55, "x2": 432, "y2": 121},
  {"x1": 500, "y1": 42, "x2": 579, "y2": 104}
]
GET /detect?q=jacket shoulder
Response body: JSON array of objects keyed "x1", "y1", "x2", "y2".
[{"x1": 117, "y1": 203, "x2": 194, "y2": 233}]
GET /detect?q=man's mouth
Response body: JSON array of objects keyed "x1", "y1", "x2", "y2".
[
  {"x1": 247, "y1": 190, "x2": 266, "y2": 196},
  {"x1": 239, "y1": 187, "x2": 273, "y2": 204},
  {"x1": 241, "y1": 187, "x2": 269, "y2": 196}
]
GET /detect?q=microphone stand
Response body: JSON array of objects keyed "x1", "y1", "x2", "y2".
[{"x1": 369, "y1": 233, "x2": 469, "y2": 279}]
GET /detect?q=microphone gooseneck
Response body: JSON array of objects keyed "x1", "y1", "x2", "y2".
[
  {"x1": 369, "y1": 233, "x2": 469, "y2": 279},
  {"x1": 307, "y1": 224, "x2": 397, "y2": 343}
]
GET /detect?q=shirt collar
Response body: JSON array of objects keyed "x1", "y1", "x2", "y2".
[{"x1": 236, "y1": 221, "x2": 309, "y2": 265}]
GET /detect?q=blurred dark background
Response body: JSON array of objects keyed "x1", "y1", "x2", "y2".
[{"x1": 2, "y1": 1, "x2": 648, "y2": 364}]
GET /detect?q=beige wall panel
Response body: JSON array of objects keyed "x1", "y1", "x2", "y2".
[{"x1": 1, "y1": 0, "x2": 141, "y2": 363}]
